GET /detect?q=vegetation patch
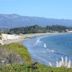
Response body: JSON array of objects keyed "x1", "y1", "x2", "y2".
[
  {"x1": 0, "y1": 64, "x2": 72, "y2": 72},
  {"x1": 0, "y1": 43, "x2": 32, "y2": 64}
]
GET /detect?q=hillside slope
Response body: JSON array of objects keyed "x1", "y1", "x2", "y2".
[{"x1": 0, "y1": 14, "x2": 72, "y2": 28}]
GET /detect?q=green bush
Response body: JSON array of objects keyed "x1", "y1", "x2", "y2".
[
  {"x1": 0, "y1": 64, "x2": 72, "y2": 72},
  {"x1": 0, "y1": 43, "x2": 32, "y2": 64}
]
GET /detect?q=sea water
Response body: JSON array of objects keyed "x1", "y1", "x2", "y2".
[{"x1": 23, "y1": 33, "x2": 72, "y2": 67}]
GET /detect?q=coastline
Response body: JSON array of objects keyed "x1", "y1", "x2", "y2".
[
  {"x1": 0, "y1": 32, "x2": 72, "y2": 70},
  {"x1": 23, "y1": 32, "x2": 68, "y2": 38},
  {"x1": 23, "y1": 32, "x2": 72, "y2": 41},
  {"x1": 0, "y1": 32, "x2": 72, "y2": 45},
  {"x1": 22, "y1": 32, "x2": 72, "y2": 68}
]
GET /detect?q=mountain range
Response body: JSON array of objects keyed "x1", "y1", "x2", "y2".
[{"x1": 0, "y1": 14, "x2": 72, "y2": 28}]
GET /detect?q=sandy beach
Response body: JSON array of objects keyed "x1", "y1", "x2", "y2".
[
  {"x1": 0, "y1": 32, "x2": 70, "y2": 45},
  {"x1": 23, "y1": 32, "x2": 71, "y2": 39}
]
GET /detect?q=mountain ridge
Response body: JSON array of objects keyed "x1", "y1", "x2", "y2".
[{"x1": 0, "y1": 14, "x2": 72, "y2": 28}]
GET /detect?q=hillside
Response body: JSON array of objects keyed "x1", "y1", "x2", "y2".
[{"x1": 0, "y1": 43, "x2": 32, "y2": 64}]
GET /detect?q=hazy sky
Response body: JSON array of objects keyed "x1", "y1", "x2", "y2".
[{"x1": 0, "y1": 0, "x2": 72, "y2": 19}]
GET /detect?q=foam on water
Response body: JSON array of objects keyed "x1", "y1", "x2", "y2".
[
  {"x1": 43, "y1": 43, "x2": 55, "y2": 53},
  {"x1": 34, "y1": 38, "x2": 41, "y2": 46},
  {"x1": 44, "y1": 43, "x2": 47, "y2": 48}
]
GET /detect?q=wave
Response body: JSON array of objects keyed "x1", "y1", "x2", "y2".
[
  {"x1": 46, "y1": 49, "x2": 55, "y2": 53},
  {"x1": 44, "y1": 43, "x2": 47, "y2": 48},
  {"x1": 34, "y1": 38, "x2": 42, "y2": 46}
]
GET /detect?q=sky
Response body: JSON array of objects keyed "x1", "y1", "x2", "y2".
[{"x1": 0, "y1": 0, "x2": 72, "y2": 19}]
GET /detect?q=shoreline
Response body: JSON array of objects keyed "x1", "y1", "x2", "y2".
[
  {"x1": 23, "y1": 32, "x2": 72, "y2": 40},
  {"x1": 0, "y1": 32, "x2": 71, "y2": 45}
]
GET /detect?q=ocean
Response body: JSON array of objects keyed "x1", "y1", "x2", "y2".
[{"x1": 23, "y1": 33, "x2": 72, "y2": 67}]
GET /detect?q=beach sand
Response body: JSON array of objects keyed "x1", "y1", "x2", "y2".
[{"x1": 0, "y1": 32, "x2": 69, "y2": 45}]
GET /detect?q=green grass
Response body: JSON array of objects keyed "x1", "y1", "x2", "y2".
[
  {"x1": 0, "y1": 64, "x2": 72, "y2": 72},
  {"x1": 0, "y1": 43, "x2": 32, "y2": 64},
  {"x1": 37, "y1": 64, "x2": 72, "y2": 72}
]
